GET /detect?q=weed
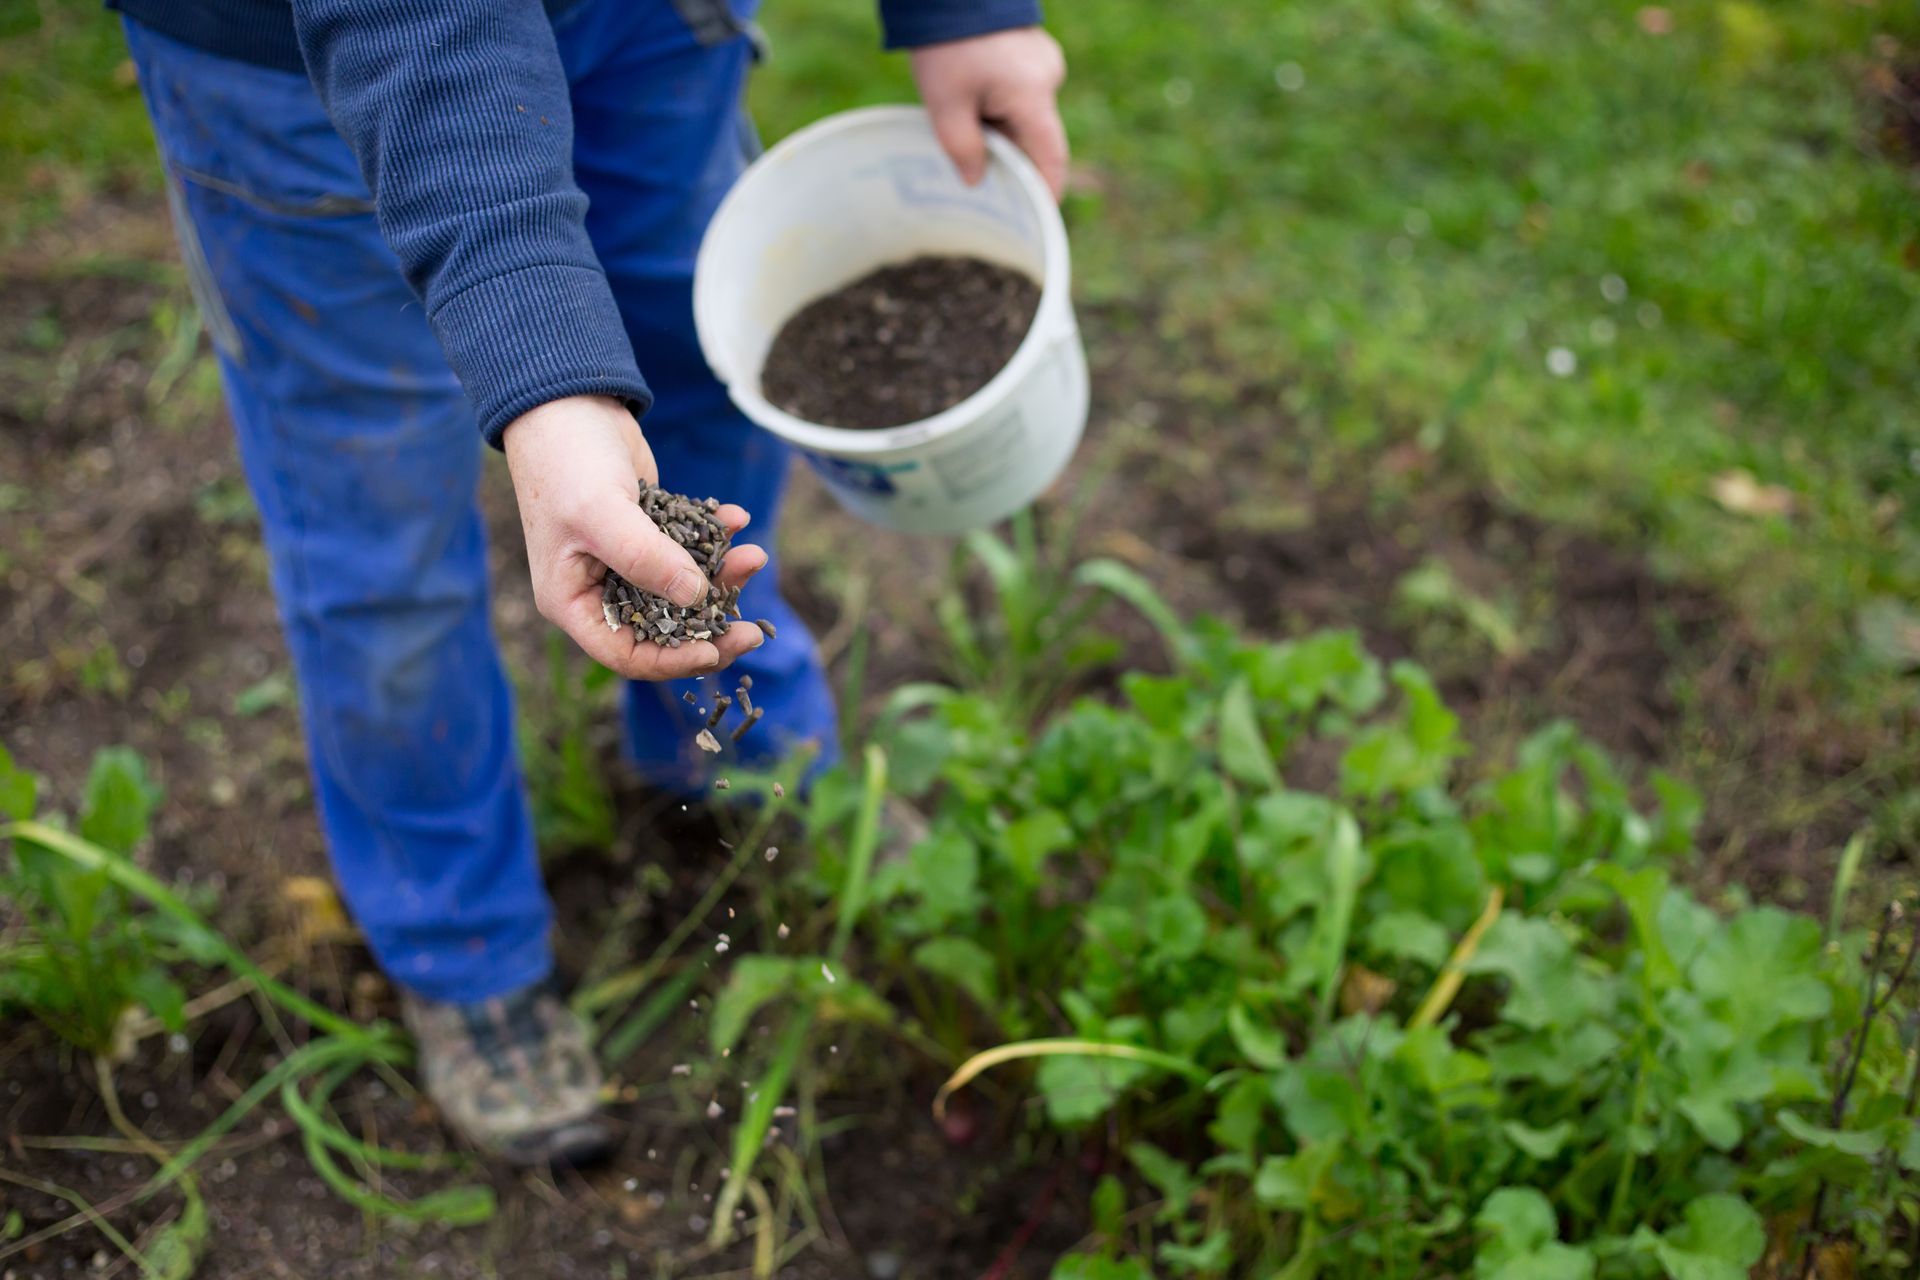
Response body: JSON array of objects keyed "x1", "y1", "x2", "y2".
[
  {"x1": 0, "y1": 740, "x2": 495, "y2": 1242},
  {"x1": 0, "y1": 744, "x2": 202, "y2": 1058},
  {"x1": 932, "y1": 509, "x2": 1188, "y2": 727},
  {"x1": 802, "y1": 612, "x2": 1919, "y2": 1274}
]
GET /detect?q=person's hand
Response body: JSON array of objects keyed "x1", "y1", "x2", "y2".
[
  {"x1": 911, "y1": 27, "x2": 1069, "y2": 200},
  {"x1": 502, "y1": 394, "x2": 767, "y2": 680}
]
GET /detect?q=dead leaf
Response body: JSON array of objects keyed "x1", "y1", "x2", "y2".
[
  {"x1": 1709, "y1": 468, "x2": 1795, "y2": 518},
  {"x1": 1815, "y1": 1240, "x2": 1858, "y2": 1280},
  {"x1": 1637, "y1": 5, "x2": 1674, "y2": 34},
  {"x1": 281, "y1": 874, "x2": 355, "y2": 945},
  {"x1": 1340, "y1": 965, "x2": 1397, "y2": 1016},
  {"x1": 1091, "y1": 527, "x2": 1159, "y2": 567}
]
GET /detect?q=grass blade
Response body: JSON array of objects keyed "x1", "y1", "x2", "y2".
[
  {"x1": 287, "y1": 1063, "x2": 494, "y2": 1225},
  {"x1": 830, "y1": 745, "x2": 887, "y2": 959},
  {"x1": 932, "y1": 1039, "x2": 1206, "y2": 1123},
  {"x1": 1409, "y1": 886, "x2": 1505, "y2": 1030},
  {"x1": 1072, "y1": 558, "x2": 1194, "y2": 668},
  {"x1": 708, "y1": 1009, "x2": 812, "y2": 1246},
  {"x1": 139, "y1": 1033, "x2": 405, "y2": 1204},
  {"x1": 1313, "y1": 812, "x2": 1364, "y2": 1027},
  {"x1": 600, "y1": 961, "x2": 706, "y2": 1062},
  {"x1": 1827, "y1": 833, "x2": 1867, "y2": 942}
]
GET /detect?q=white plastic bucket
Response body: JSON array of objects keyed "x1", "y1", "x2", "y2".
[{"x1": 693, "y1": 105, "x2": 1089, "y2": 535}]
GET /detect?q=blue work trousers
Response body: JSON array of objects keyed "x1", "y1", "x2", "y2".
[{"x1": 123, "y1": 0, "x2": 836, "y2": 1003}]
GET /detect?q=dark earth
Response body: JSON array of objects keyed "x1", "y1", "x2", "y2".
[
  {"x1": 1, "y1": 201, "x2": 1911, "y2": 1277},
  {"x1": 759, "y1": 256, "x2": 1040, "y2": 430}
]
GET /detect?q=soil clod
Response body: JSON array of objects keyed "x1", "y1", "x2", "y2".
[{"x1": 759, "y1": 256, "x2": 1041, "y2": 430}]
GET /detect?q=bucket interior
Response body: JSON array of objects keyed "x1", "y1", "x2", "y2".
[{"x1": 701, "y1": 113, "x2": 1052, "y2": 403}]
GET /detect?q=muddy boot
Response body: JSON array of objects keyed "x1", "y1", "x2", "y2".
[{"x1": 401, "y1": 981, "x2": 612, "y2": 1168}]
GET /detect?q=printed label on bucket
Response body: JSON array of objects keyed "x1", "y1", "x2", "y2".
[{"x1": 804, "y1": 453, "x2": 922, "y2": 498}]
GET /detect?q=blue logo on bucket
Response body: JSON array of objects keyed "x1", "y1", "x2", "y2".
[{"x1": 806, "y1": 454, "x2": 920, "y2": 497}]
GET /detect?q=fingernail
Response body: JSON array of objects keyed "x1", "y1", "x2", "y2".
[{"x1": 665, "y1": 568, "x2": 705, "y2": 608}]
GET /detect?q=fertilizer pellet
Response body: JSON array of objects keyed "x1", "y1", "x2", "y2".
[
  {"x1": 753, "y1": 618, "x2": 777, "y2": 640},
  {"x1": 730, "y1": 706, "x2": 764, "y2": 744},
  {"x1": 738, "y1": 674, "x2": 753, "y2": 691},
  {"x1": 772, "y1": 782, "x2": 785, "y2": 799},
  {"x1": 601, "y1": 483, "x2": 741, "y2": 648},
  {"x1": 682, "y1": 691, "x2": 698, "y2": 705},
  {"x1": 735, "y1": 685, "x2": 754, "y2": 719},
  {"x1": 704, "y1": 695, "x2": 732, "y2": 730},
  {"x1": 695, "y1": 729, "x2": 722, "y2": 754},
  {"x1": 714, "y1": 778, "x2": 731, "y2": 791}
]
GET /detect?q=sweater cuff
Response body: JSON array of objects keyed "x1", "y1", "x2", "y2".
[
  {"x1": 430, "y1": 262, "x2": 654, "y2": 448},
  {"x1": 879, "y1": 0, "x2": 1043, "y2": 49}
]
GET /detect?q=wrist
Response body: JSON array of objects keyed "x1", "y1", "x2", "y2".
[{"x1": 503, "y1": 393, "x2": 630, "y2": 453}]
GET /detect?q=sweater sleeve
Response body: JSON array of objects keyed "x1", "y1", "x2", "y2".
[
  {"x1": 290, "y1": 0, "x2": 651, "y2": 447},
  {"x1": 878, "y1": 0, "x2": 1044, "y2": 50}
]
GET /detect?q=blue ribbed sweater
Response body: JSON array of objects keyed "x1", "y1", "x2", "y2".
[{"x1": 111, "y1": 0, "x2": 1044, "y2": 445}]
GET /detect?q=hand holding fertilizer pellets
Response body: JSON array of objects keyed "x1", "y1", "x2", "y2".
[
  {"x1": 600, "y1": 483, "x2": 769, "y2": 758},
  {"x1": 601, "y1": 482, "x2": 741, "y2": 648}
]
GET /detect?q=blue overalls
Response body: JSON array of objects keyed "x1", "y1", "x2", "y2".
[{"x1": 122, "y1": 0, "x2": 837, "y2": 1004}]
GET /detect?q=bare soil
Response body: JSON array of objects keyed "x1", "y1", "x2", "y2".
[
  {"x1": 1, "y1": 207, "x2": 1908, "y2": 1278},
  {"x1": 760, "y1": 256, "x2": 1039, "y2": 430}
]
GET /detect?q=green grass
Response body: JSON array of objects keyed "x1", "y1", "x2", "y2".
[
  {"x1": 751, "y1": 0, "x2": 1920, "y2": 713},
  {"x1": 0, "y1": 2, "x2": 159, "y2": 247}
]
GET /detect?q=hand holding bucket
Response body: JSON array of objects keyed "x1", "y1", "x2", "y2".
[{"x1": 693, "y1": 106, "x2": 1090, "y2": 535}]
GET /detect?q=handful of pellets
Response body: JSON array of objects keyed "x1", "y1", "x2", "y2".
[{"x1": 601, "y1": 483, "x2": 741, "y2": 647}]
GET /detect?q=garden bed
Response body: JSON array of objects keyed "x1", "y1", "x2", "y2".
[{"x1": 2, "y1": 207, "x2": 1913, "y2": 1275}]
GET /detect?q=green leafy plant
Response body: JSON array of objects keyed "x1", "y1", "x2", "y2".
[
  {"x1": 0, "y1": 741, "x2": 496, "y2": 1245},
  {"x1": 932, "y1": 509, "x2": 1187, "y2": 727},
  {"x1": 801, "y1": 619, "x2": 1919, "y2": 1276},
  {"x1": 0, "y1": 745, "x2": 210, "y2": 1057}
]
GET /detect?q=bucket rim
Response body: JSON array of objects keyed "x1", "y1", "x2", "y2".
[{"x1": 692, "y1": 104, "x2": 1073, "y2": 460}]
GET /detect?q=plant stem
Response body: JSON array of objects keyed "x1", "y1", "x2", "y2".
[
  {"x1": 1804, "y1": 902, "x2": 1916, "y2": 1270},
  {"x1": 93, "y1": 1055, "x2": 172, "y2": 1167},
  {"x1": 0, "y1": 1167, "x2": 152, "y2": 1277},
  {"x1": 1606, "y1": 1049, "x2": 1651, "y2": 1235}
]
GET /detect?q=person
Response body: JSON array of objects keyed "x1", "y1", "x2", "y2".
[{"x1": 110, "y1": 0, "x2": 1068, "y2": 1164}]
